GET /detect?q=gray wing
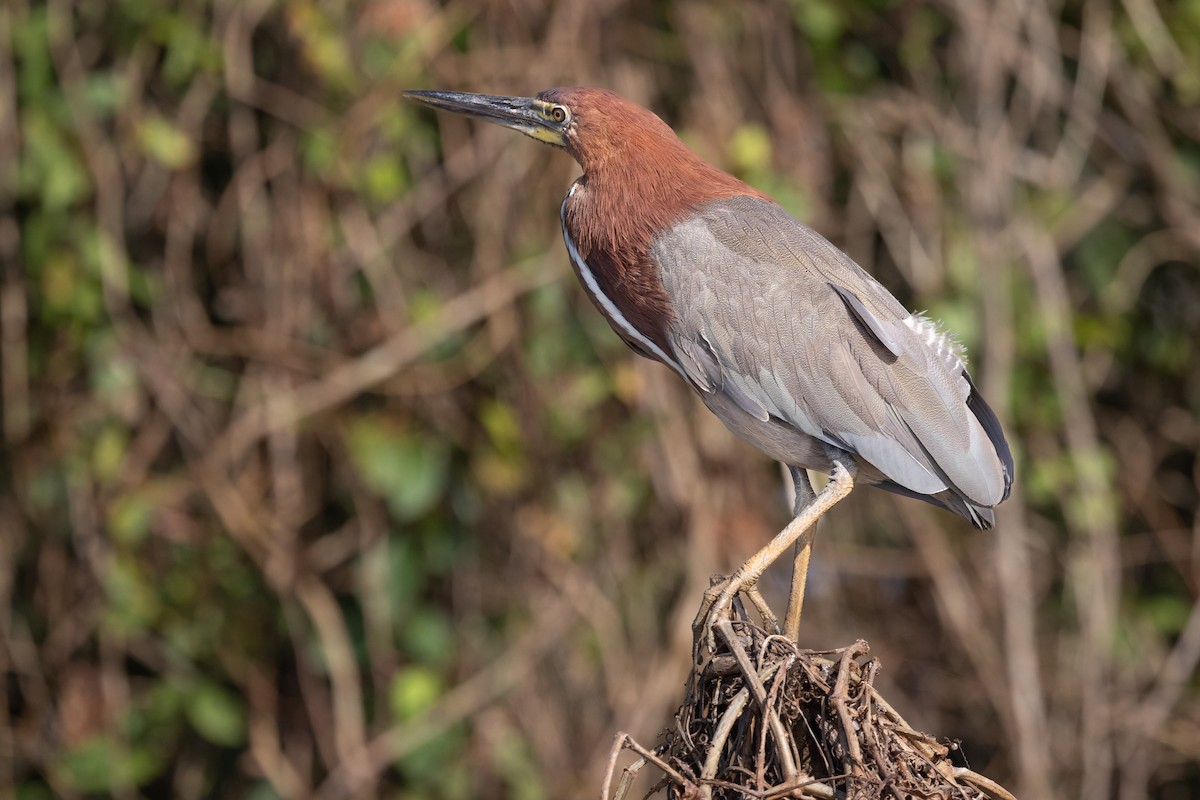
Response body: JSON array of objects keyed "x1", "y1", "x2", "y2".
[{"x1": 652, "y1": 196, "x2": 1010, "y2": 508}]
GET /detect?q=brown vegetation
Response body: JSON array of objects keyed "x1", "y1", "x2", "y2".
[{"x1": 2, "y1": 0, "x2": 1199, "y2": 798}]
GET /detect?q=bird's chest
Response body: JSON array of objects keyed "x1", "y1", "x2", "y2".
[{"x1": 559, "y1": 185, "x2": 676, "y2": 364}]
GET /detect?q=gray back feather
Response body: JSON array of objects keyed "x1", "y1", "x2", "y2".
[{"x1": 652, "y1": 196, "x2": 1009, "y2": 507}]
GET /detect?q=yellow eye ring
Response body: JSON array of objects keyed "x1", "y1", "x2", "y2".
[{"x1": 550, "y1": 105, "x2": 567, "y2": 123}]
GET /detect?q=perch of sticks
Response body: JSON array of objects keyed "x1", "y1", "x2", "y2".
[{"x1": 602, "y1": 596, "x2": 1019, "y2": 800}]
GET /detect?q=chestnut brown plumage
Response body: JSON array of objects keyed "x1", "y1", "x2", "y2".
[
  {"x1": 547, "y1": 87, "x2": 773, "y2": 358},
  {"x1": 405, "y1": 86, "x2": 1014, "y2": 644}
]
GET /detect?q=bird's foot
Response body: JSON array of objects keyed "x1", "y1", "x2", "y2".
[
  {"x1": 691, "y1": 572, "x2": 779, "y2": 657},
  {"x1": 690, "y1": 575, "x2": 733, "y2": 656}
]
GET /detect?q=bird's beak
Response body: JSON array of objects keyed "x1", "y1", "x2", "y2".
[{"x1": 403, "y1": 90, "x2": 567, "y2": 148}]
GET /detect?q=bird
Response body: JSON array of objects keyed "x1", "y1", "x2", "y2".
[{"x1": 404, "y1": 87, "x2": 1014, "y2": 646}]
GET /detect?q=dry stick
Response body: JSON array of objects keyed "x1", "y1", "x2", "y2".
[
  {"x1": 945, "y1": 10, "x2": 1055, "y2": 793},
  {"x1": 756, "y1": 682, "x2": 772, "y2": 792},
  {"x1": 861, "y1": 660, "x2": 905, "y2": 800},
  {"x1": 606, "y1": 733, "x2": 694, "y2": 799},
  {"x1": 901, "y1": 504, "x2": 1009, "y2": 719},
  {"x1": 758, "y1": 634, "x2": 799, "y2": 665},
  {"x1": 1121, "y1": 0, "x2": 1184, "y2": 75},
  {"x1": 599, "y1": 732, "x2": 646, "y2": 800},
  {"x1": 832, "y1": 641, "x2": 867, "y2": 776},
  {"x1": 701, "y1": 775, "x2": 837, "y2": 800},
  {"x1": 1124, "y1": 596, "x2": 1200, "y2": 792},
  {"x1": 757, "y1": 656, "x2": 794, "y2": 791},
  {"x1": 243, "y1": 665, "x2": 309, "y2": 799},
  {"x1": 292, "y1": 576, "x2": 370, "y2": 787},
  {"x1": 888, "y1": 723, "x2": 968, "y2": 794},
  {"x1": 954, "y1": 767, "x2": 1020, "y2": 800},
  {"x1": 890, "y1": 726, "x2": 953, "y2": 766},
  {"x1": 701, "y1": 683, "x2": 752, "y2": 795},
  {"x1": 1051, "y1": 0, "x2": 1115, "y2": 189},
  {"x1": 609, "y1": 756, "x2": 646, "y2": 800},
  {"x1": 715, "y1": 620, "x2": 798, "y2": 781},
  {"x1": 314, "y1": 600, "x2": 574, "y2": 800},
  {"x1": 863, "y1": 679, "x2": 975, "y2": 794},
  {"x1": 1023, "y1": 224, "x2": 1121, "y2": 800},
  {"x1": 211, "y1": 264, "x2": 557, "y2": 468},
  {"x1": 794, "y1": 658, "x2": 833, "y2": 695},
  {"x1": 716, "y1": 620, "x2": 769, "y2": 708},
  {"x1": 761, "y1": 777, "x2": 838, "y2": 800}
]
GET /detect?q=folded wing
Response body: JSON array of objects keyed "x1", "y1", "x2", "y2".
[{"x1": 652, "y1": 196, "x2": 1012, "y2": 516}]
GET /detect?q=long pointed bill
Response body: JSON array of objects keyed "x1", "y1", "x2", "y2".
[{"x1": 403, "y1": 90, "x2": 567, "y2": 147}]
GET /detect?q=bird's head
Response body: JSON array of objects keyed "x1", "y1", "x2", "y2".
[{"x1": 403, "y1": 87, "x2": 679, "y2": 174}]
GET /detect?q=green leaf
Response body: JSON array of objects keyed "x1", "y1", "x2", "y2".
[
  {"x1": 136, "y1": 114, "x2": 196, "y2": 169},
  {"x1": 389, "y1": 666, "x2": 443, "y2": 721},
  {"x1": 39, "y1": 249, "x2": 103, "y2": 326},
  {"x1": 345, "y1": 417, "x2": 449, "y2": 521},
  {"x1": 402, "y1": 609, "x2": 456, "y2": 667},
  {"x1": 20, "y1": 110, "x2": 89, "y2": 209},
  {"x1": 84, "y1": 72, "x2": 123, "y2": 117},
  {"x1": 396, "y1": 725, "x2": 470, "y2": 793},
  {"x1": 55, "y1": 736, "x2": 162, "y2": 792},
  {"x1": 15, "y1": 783, "x2": 55, "y2": 800},
  {"x1": 1144, "y1": 594, "x2": 1192, "y2": 637},
  {"x1": 792, "y1": 0, "x2": 844, "y2": 42},
  {"x1": 728, "y1": 124, "x2": 772, "y2": 174},
  {"x1": 361, "y1": 153, "x2": 408, "y2": 202},
  {"x1": 480, "y1": 399, "x2": 522, "y2": 451},
  {"x1": 185, "y1": 681, "x2": 247, "y2": 747},
  {"x1": 109, "y1": 490, "x2": 154, "y2": 546},
  {"x1": 103, "y1": 557, "x2": 161, "y2": 634},
  {"x1": 244, "y1": 782, "x2": 286, "y2": 800},
  {"x1": 91, "y1": 424, "x2": 127, "y2": 484},
  {"x1": 900, "y1": 8, "x2": 948, "y2": 71},
  {"x1": 492, "y1": 736, "x2": 546, "y2": 800},
  {"x1": 302, "y1": 128, "x2": 340, "y2": 177},
  {"x1": 288, "y1": 2, "x2": 354, "y2": 87}
]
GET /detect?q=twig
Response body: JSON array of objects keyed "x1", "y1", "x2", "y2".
[
  {"x1": 702, "y1": 684, "x2": 752, "y2": 791},
  {"x1": 602, "y1": 733, "x2": 693, "y2": 800},
  {"x1": 953, "y1": 767, "x2": 1021, "y2": 800},
  {"x1": 314, "y1": 598, "x2": 575, "y2": 800},
  {"x1": 600, "y1": 732, "x2": 647, "y2": 800},
  {"x1": 832, "y1": 640, "x2": 867, "y2": 774},
  {"x1": 210, "y1": 264, "x2": 557, "y2": 467},
  {"x1": 861, "y1": 660, "x2": 904, "y2": 800},
  {"x1": 608, "y1": 756, "x2": 646, "y2": 800},
  {"x1": 760, "y1": 776, "x2": 838, "y2": 799},
  {"x1": 715, "y1": 620, "x2": 798, "y2": 780}
]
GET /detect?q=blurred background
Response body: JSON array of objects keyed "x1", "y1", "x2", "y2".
[{"x1": 2, "y1": 0, "x2": 1199, "y2": 797}]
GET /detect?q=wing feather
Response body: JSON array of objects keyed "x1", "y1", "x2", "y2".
[
  {"x1": 831, "y1": 284, "x2": 903, "y2": 359},
  {"x1": 653, "y1": 196, "x2": 1009, "y2": 507}
]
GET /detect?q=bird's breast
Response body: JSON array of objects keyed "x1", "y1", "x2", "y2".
[{"x1": 559, "y1": 187, "x2": 682, "y2": 372}]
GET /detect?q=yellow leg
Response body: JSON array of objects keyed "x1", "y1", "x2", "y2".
[
  {"x1": 783, "y1": 466, "x2": 818, "y2": 642},
  {"x1": 694, "y1": 451, "x2": 856, "y2": 653}
]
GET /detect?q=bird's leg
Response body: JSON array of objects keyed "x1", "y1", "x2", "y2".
[
  {"x1": 694, "y1": 449, "x2": 857, "y2": 654},
  {"x1": 742, "y1": 585, "x2": 779, "y2": 633},
  {"x1": 783, "y1": 466, "x2": 818, "y2": 642}
]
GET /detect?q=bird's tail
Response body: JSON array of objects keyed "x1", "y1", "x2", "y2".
[{"x1": 872, "y1": 480, "x2": 996, "y2": 530}]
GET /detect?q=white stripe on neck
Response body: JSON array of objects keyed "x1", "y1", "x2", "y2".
[{"x1": 559, "y1": 197, "x2": 684, "y2": 378}]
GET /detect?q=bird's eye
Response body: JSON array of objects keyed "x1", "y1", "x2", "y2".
[{"x1": 550, "y1": 105, "x2": 568, "y2": 123}]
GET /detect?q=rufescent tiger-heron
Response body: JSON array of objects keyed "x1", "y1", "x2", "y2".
[{"x1": 405, "y1": 87, "x2": 1014, "y2": 648}]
